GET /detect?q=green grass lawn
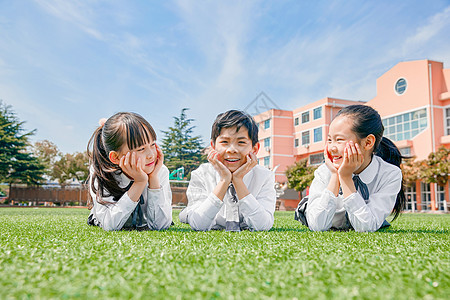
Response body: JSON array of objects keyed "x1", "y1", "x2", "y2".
[{"x1": 0, "y1": 208, "x2": 449, "y2": 299}]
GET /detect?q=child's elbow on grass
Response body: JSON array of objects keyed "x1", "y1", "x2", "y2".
[
  {"x1": 159, "y1": 218, "x2": 173, "y2": 230},
  {"x1": 250, "y1": 219, "x2": 274, "y2": 232},
  {"x1": 307, "y1": 222, "x2": 330, "y2": 232},
  {"x1": 189, "y1": 222, "x2": 210, "y2": 231}
]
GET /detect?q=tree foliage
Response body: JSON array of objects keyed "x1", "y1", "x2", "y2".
[
  {"x1": 285, "y1": 159, "x2": 317, "y2": 193},
  {"x1": 401, "y1": 158, "x2": 421, "y2": 186},
  {"x1": 400, "y1": 146, "x2": 450, "y2": 187},
  {"x1": 51, "y1": 152, "x2": 89, "y2": 186},
  {"x1": 0, "y1": 100, "x2": 44, "y2": 185},
  {"x1": 33, "y1": 140, "x2": 61, "y2": 175},
  {"x1": 419, "y1": 146, "x2": 450, "y2": 186},
  {"x1": 161, "y1": 108, "x2": 206, "y2": 177}
]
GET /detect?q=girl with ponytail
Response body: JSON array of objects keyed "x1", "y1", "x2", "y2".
[
  {"x1": 87, "y1": 112, "x2": 172, "y2": 231},
  {"x1": 300, "y1": 105, "x2": 405, "y2": 232}
]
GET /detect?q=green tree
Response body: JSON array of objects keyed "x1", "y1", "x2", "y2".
[
  {"x1": 161, "y1": 108, "x2": 206, "y2": 177},
  {"x1": 0, "y1": 100, "x2": 44, "y2": 185},
  {"x1": 285, "y1": 159, "x2": 317, "y2": 194},
  {"x1": 419, "y1": 146, "x2": 450, "y2": 186},
  {"x1": 401, "y1": 157, "x2": 422, "y2": 186},
  {"x1": 33, "y1": 140, "x2": 61, "y2": 177},
  {"x1": 51, "y1": 152, "x2": 89, "y2": 186}
]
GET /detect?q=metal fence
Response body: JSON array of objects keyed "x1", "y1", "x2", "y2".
[
  {"x1": 7, "y1": 183, "x2": 188, "y2": 207},
  {"x1": 9, "y1": 185, "x2": 89, "y2": 206}
]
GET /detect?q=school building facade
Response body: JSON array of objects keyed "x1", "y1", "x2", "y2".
[{"x1": 254, "y1": 59, "x2": 450, "y2": 212}]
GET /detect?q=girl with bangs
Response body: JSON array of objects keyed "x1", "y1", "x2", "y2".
[{"x1": 87, "y1": 112, "x2": 172, "y2": 231}]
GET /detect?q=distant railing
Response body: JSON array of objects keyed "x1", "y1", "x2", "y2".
[
  {"x1": 9, "y1": 184, "x2": 89, "y2": 206},
  {"x1": 6, "y1": 181, "x2": 299, "y2": 210},
  {"x1": 7, "y1": 182, "x2": 189, "y2": 208}
]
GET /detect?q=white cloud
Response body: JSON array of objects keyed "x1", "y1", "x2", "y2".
[
  {"x1": 33, "y1": 0, "x2": 104, "y2": 40},
  {"x1": 403, "y1": 6, "x2": 450, "y2": 51}
]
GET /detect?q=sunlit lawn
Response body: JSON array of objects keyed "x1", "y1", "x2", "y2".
[{"x1": 0, "y1": 208, "x2": 449, "y2": 299}]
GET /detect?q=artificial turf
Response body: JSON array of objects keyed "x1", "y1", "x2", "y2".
[{"x1": 0, "y1": 208, "x2": 448, "y2": 299}]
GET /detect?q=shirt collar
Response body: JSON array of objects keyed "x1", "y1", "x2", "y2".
[
  {"x1": 116, "y1": 170, "x2": 132, "y2": 188},
  {"x1": 354, "y1": 155, "x2": 379, "y2": 184}
]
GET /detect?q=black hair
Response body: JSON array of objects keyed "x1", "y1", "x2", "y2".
[
  {"x1": 211, "y1": 110, "x2": 259, "y2": 146},
  {"x1": 87, "y1": 112, "x2": 157, "y2": 208},
  {"x1": 335, "y1": 105, "x2": 406, "y2": 220}
]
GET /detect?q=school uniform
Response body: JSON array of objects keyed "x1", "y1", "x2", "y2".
[
  {"x1": 88, "y1": 165, "x2": 172, "y2": 231},
  {"x1": 179, "y1": 163, "x2": 276, "y2": 231},
  {"x1": 305, "y1": 155, "x2": 402, "y2": 232}
]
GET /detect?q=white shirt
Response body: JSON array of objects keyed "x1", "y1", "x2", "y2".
[
  {"x1": 89, "y1": 165, "x2": 172, "y2": 231},
  {"x1": 306, "y1": 155, "x2": 402, "y2": 232},
  {"x1": 179, "y1": 163, "x2": 276, "y2": 231}
]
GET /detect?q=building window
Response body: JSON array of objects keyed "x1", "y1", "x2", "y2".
[
  {"x1": 264, "y1": 156, "x2": 270, "y2": 167},
  {"x1": 382, "y1": 108, "x2": 427, "y2": 142},
  {"x1": 264, "y1": 119, "x2": 270, "y2": 129},
  {"x1": 313, "y1": 107, "x2": 322, "y2": 120},
  {"x1": 301, "y1": 111, "x2": 310, "y2": 123},
  {"x1": 294, "y1": 138, "x2": 299, "y2": 148},
  {"x1": 405, "y1": 185, "x2": 416, "y2": 212},
  {"x1": 399, "y1": 147, "x2": 411, "y2": 156},
  {"x1": 264, "y1": 137, "x2": 270, "y2": 148},
  {"x1": 309, "y1": 153, "x2": 324, "y2": 165},
  {"x1": 313, "y1": 127, "x2": 322, "y2": 143},
  {"x1": 445, "y1": 108, "x2": 450, "y2": 135},
  {"x1": 294, "y1": 117, "x2": 299, "y2": 126},
  {"x1": 420, "y1": 182, "x2": 431, "y2": 211},
  {"x1": 437, "y1": 184, "x2": 446, "y2": 211},
  {"x1": 395, "y1": 78, "x2": 407, "y2": 95},
  {"x1": 302, "y1": 131, "x2": 310, "y2": 145}
]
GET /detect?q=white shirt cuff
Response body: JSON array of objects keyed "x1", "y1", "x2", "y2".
[
  {"x1": 208, "y1": 192, "x2": 223, "y2": 208},
  {"x1": 237, "y1": 194, "x2": 258, "y2": 213},
  {"x1": 342, "y1": 192, "x2": 366, "y2": 214},
  {"x1": 123, "y1": 192, "x2": 140, "y2": 209},
  {"x1": 148, "y1": 186, "x2": 162, "y2": 191}
]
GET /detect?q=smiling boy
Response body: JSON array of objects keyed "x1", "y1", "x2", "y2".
[{"x1": 179, "y1": 110, "x2": 276, "y2": 231}]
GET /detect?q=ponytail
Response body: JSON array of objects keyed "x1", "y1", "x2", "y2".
[
  {"x1": 87, "y1": 126, "x2": 126, "y2": 209},
  {"x1": 336, "y1": 105, "x2": 406, "y2": 221},
  {"x1": 375, "y1": 137, "x2": 406, "y2": 220}
]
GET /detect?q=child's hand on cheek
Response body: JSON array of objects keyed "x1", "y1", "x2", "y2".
[
  {"x1": 232, "y1": 152, "x2": 257, "y2": 182},
  {"x1": 338, "y1": 141, "x2": 364, "y2": 178},
  {"x1": 208, "y1": 150, "x2": 232, "y2": 183},
  {"x1": 324, "y1": 144, "x2": 338, "y2": 174},
  {"x1": 119, "y1": 152, "x2": 148, "y2": 183},
  {"x1": 149, "y1": 144, "x2": 164, "y2": 178},
  {"x1": 148, "y1": 144, "x2": 163, "y2": 189}
]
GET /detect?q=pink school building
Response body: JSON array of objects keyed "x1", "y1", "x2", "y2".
[{"x1": 254, "y1": 59, "x2": 450, "y2": 212}]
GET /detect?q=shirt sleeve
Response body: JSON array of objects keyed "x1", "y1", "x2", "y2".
[
  {"x1": 89, "y1": 175, "x2": 138, "y2": 231},
  {"x1": 343, "y1": 167, "x2": 402, "y2": 232},
  {"x1": 305, "y1": 166, "x2": 339, "y2": 231},
  {"x1": 237, "y1": 171, "x2": 276, "y2": 231},
  {"x1": 181, "y1": 168, "x2": 223, "y2": 231},
  {"x1": 144, "y1": 165, "x2": 173, "y2": 230}
]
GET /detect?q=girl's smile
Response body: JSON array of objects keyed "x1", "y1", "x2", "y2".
[
  {"x1": 118, "y1": 141, "x2": 157, "y2": 175},
  {"x1": 327, "y1": 115, "x2": 374, "y2": 174},
  {"x1": 327, "y1": 116, "x2": 360, "y2": 168}
]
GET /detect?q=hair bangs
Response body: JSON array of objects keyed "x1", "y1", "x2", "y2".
[
  {"x1": 211, "y1": 110, "x2": 259, "y2": 146},
  {"x1": 124, "y1": 119, "x2": 155, "y2": 150}
]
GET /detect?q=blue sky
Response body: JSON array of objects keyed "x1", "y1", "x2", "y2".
[{"x1": 1, "y1": 0, "x2": 450, "y2": 154}]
